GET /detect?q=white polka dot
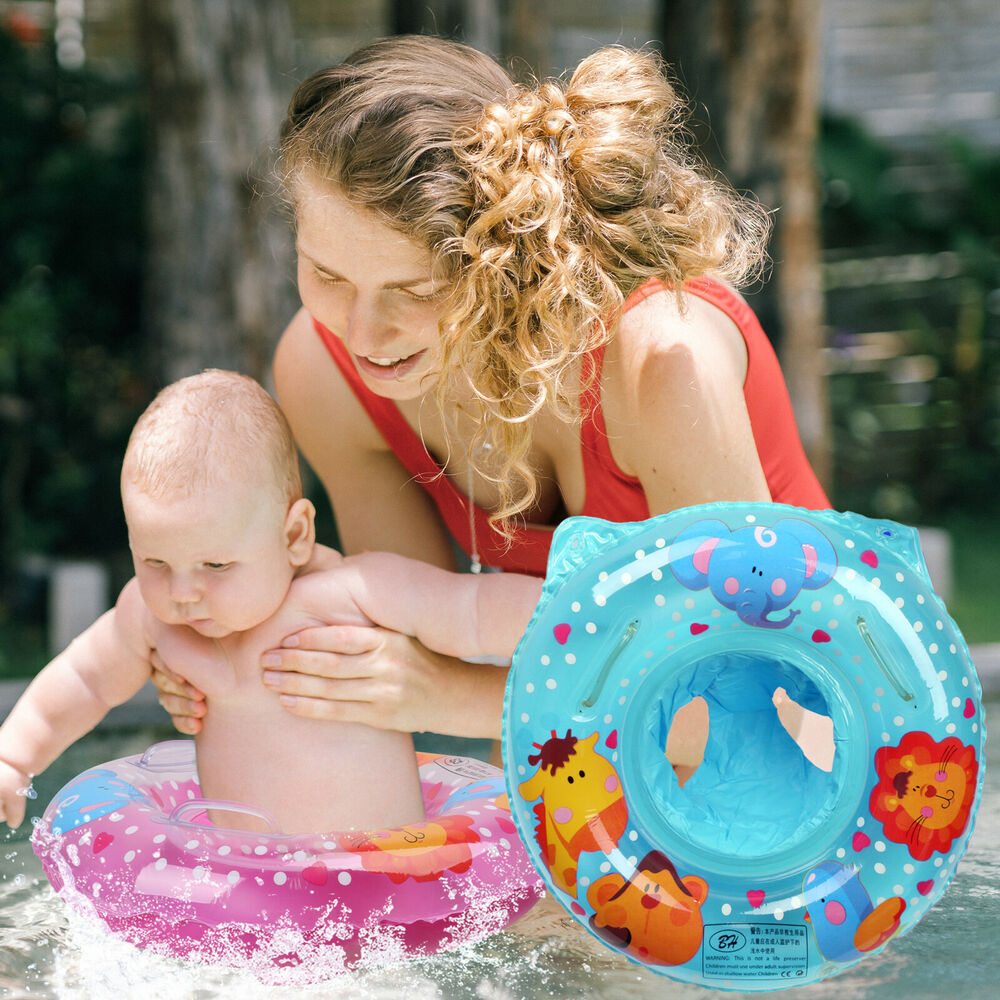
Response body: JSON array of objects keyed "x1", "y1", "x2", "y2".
[
  {"x1": 571, "y1": 602, "x2": 581, "y2": 613},
  {"x1": 565, "y1": 653, "x2": 576, "y2": 665},
  {"x1": 125, "y1": 825, "x2": 139, "y2": 835},
  {"x1": 600, "y1": 861, "x2": 611, "y2": 873},
  {"x1": 154, "y1": 858, "x2": 167, "y2": 871},
  {"x1": 91, "y1": 883, "x2": 101, "y2": 897},
  {"x1": 929, "y1": 643, "x2": 939, "y2": 654},
  {"x1": 525, "y1": 683, "x2": 535, "y2": 694},
  {"x1": 836, "y1": 847, "x2": 846, "y2": 858},
  {"x1": 520, "y1": 713, "x2": 530, "y2": 724},
  {"x1": 540, "y1": 655, "x2": 550, "y2": 667},
  {"x1": 774, "y1": 909, "x2": 785, "y2": 921},
  {"x1": 338, "y1": 871, "x2": 352, "y2": 886},
  {"x1": 479, "y1": 828, "x2": 493, "y2": 837},
  {"x1": 500, "y1": 838, "x2": 510, "y2": 849},
  {"x1": 894, "y1": 716, "x2": 904, "y2": 727},
  {"x1": 845, "y1": 539, "x2": 855, "y2": 549},
  {"x1": 872, "y1": 578, "x2": 881, "y2": 589},
  {"x1": 546, "y1": 678, "x2": 557, "y2": 690},
  {"x1": 227, "y1": 870, "x2": 240, "y2": 884},
  {"x1": 656, "y1": 538, "x2": 666, "y2": 548},
  {"x1": 936, "y1": 620, "x2": 944, "y2": 630},
  {"x1": 603, "y1": 715, "x2": 613, "y2": 725},
  {"x1": 946, "y1": 722, "x2": 957, "y2": 734},
  {"x1": 684, "y1": 598, "x2": 695, "y2": 610},
  {"x1": 828, "y1": 619, "x2": 839, "y2": 630},
  {"x1": 917, "y1": 594, "x2": 925, "y2": 604},
  {"x1": 903, "y1": 864, "x2": 915, "y2": 875},
  {"x1": 629, "y1": 830, "x2": 638, "y2": 841},
  {"x1": 586, "y1": 622, "x2": 597, "y2": 634},
  {"x1": 721, "y1": 903, "x2": 732, "y2": 916},
  {"x1": 634, "y1": 550, "x2": 645, "y2": 560},
  {"x1": 595, "y1": 595, "x2": 606, "y2": 607},
  {"x1": 857, "y1": 817, "x2": 866, "y2": 827},
  {"x1": 875, "y1": 841, "x2": 886, "y2": 852},
  {"x1": 874, "y1": 863, "x2": 886, "y2": 874},
  {"x1": 153, "y1": 834, "x2": 166, "y2": 844},
  {"x1": 192, "y1": 866, "x2": 207, "y2": 880},
  {"x1": 599, "y1": 571, "x2": 608, "y2": 582},
  {"x1": 846, "y1": 568, "x2": 857, "y2": 581},
  {"x1": 915, "y1": 621, "x2": 924, "y2": 632},
  {"x1": 952, "y1": 697, "x2": 961, "y2": 708},
  {"x1": 217, "y1": 844, "x2": 231, "y2": 856},
  {"x1": 655, "y1": 594, "x2": 666, "y2": 606},
  {"x1": 185, "y1": 839, "x2": 199, "y2": 850},
  {"x1": 124, "y1": 851, "x2": 136, "y2": 863},
  {"x1": 651, "y1": 569, "x2": 663, "y2": 582},
  {"x1": 254, "y1": 845, "x2": 268, "y2": 856},
  {"x1": 872, "y1": 702, "x2": 881, "y2": 713},
  {"x1": 896, "y1": 572, "x2": 904, "y2": 582},
  {"x1": 672, "y1": 611, "x2": 682, "y2": 622},
  {"x1": 895, "y1": 598, "x2": 905, "y2": 609},
  {"x1": 812, "y1": 600, "x2": 822, "y2": 613},
  {"x1": 620, "y1": 572, "x2": 632, "y2": 585},
  {"x1": 109, "y1": 812, "x2": 124, "y2": 823},
  {"x1": 934, "y1": 857, "x2": 943, "y2": 868},
  {"x1": 882, "y1": 732, "x2": 891, "y2": 743},
  {"x1": 938, "y1": 670, "x2": 949, "y2": 681},
  {"x1": 618, "y1": 696, "x2": 627, "y2": 705},
  {"x1": 834, "y1": 594, "x2": 844, "y2": 606},
  {"x1": 893, "y1": 884, "x2": 905, "y2": 895}
]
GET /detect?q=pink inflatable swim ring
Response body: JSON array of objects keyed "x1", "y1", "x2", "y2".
[{"x1": 32, "y1": 740, "x2": 542, "y2": 982}]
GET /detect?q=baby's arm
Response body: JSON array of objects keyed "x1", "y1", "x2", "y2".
[
  {"x1": 0, "y1": 579, "x2": 154, "y2": 827},
  {"x1": 318, "y1": 552, "x2": 543, "y2": 660}
]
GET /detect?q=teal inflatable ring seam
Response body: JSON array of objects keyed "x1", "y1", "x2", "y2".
[{"x1": 504, "y1": 502, "x2": 985, "y2": 992}]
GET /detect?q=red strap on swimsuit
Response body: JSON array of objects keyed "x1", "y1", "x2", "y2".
[
  {"x1": 313, "y1": 275, "x2": 828, "y2": 577},
  {"x1": 311, "y1": 320, "x2": 553, "y2": 576}
]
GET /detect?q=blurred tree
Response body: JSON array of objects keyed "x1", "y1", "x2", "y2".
[
  {"x1": 658, "y1": 0, "x2": 831, "y2": 489},
  {"x1": 136, "y1": 0, "x2": 296, "y2": 384},
  {"x1": 0, "y1": 21, "x2": 146, "y2": 577}
]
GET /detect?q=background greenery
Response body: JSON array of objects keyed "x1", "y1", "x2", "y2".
[{"x1": 0, "y1": 23, "x2": 997, "y2": 681}]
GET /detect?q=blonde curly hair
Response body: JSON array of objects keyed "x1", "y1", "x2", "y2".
[{"x1": 279, "y1": 36, "x2": 770, "y2": 536}]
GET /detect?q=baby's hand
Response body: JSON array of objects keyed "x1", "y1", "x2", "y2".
[{"x1": 0, "y1": 759, "x2": 32, "y2": 830}]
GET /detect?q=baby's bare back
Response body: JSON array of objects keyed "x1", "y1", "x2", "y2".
[{"x1": 149, "y1": 559, "x2": 425, "y2": 834}]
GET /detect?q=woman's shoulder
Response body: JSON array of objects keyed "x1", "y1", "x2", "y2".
[
  {"x1": 272, "y1": 307, "x2": 388, "y2": 456},
  {"x1": 609, "y1": 279, "x2": 749, "y2": 410}
]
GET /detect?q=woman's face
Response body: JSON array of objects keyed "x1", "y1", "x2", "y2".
[{"x1": 294, "y1": 173, "x2": 448, "y2": 401}]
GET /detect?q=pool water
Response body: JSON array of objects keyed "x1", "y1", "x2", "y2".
[{"x1": 2, "y1": 710, "x2": 997, "y2": 1000}]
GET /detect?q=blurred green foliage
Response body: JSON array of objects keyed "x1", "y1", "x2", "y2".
[
  {"x1": 0, "y1": 27, "x2": 149, "y2": 586},
  {"x1": 819, "y1": 116, "x2": 1000, "y2": 521}
]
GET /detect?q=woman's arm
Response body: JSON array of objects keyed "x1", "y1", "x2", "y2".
[
  {"x1": 603, "y1": 287, "x2": 771, "y2": 514},
  {"x1": 260, "y1": 309, "x2": 515, "y2": 738}
]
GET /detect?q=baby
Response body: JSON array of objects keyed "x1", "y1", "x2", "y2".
[{"x1": 0, "y1": 370, "x2": 541, "y2": 834}]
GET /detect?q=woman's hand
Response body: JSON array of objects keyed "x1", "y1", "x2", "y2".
[
  {"x1": 260, "y1": 625, "x2": 507, "y2": 740},
  {"x1": 150, "y1": 651, "x2": 207, "y2": 735}
]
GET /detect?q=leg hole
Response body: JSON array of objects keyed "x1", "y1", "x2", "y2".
[
  {"x1": 664, "y1": 696, "x2": 709, "y2": 788},
  {"x1": 772, "y1": 687, "x2": 835, "y2": 772}
]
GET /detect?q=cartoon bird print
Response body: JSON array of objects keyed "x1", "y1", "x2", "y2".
[
  {"x1": 518, "y1": 729, "x2": 627, "y2": 897},
  {"x1": 802, "y1": 861, "x2": 906, "y2": 963}
]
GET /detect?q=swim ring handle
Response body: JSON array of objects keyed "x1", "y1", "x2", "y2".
[{"x1": 167, "y1": 799, "x2": 281, "y2": 834}]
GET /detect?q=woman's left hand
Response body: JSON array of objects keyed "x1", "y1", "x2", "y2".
[{"x1": 261, "y1": 623, "x2": 507, "y2": 739}]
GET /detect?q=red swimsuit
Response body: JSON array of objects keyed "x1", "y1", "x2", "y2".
[{"x1": 313, "y1": 276, "x2": 829, "y2": 576}]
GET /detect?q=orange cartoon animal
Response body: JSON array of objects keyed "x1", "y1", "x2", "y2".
[
  {"x1": 339, "y1": 814, "x2": 480, "y2": 882},
  {"x1": 518, "y1": 729, "x2": 628, "y2": 897},
  {"x1": 587, "y1": 850, "x2": 709, "y2": 966},
  {"x1": 869, "y1": 731, "x2": 978, "y2": 861}
]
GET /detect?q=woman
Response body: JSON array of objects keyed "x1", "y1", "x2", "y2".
[{"x1": 154, "y1": 35, "x2": 828, "y2": 744}]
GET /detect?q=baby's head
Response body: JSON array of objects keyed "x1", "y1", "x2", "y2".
[{"x1": 121, "y1": 370, "x2": 315, "y2": 638}]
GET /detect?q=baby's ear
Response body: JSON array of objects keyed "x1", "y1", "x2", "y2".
[{"x1": 285, "y1": 498, "x2": 316, "y2": 566}]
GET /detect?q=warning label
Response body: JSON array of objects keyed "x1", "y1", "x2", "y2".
[{"x1": 702, "y1": 923, "x2": 809, "y2": 982}]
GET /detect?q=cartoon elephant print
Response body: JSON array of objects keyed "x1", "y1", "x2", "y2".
[{"x1": 668, "y1": 518, "x2": 837, "y2": 628}]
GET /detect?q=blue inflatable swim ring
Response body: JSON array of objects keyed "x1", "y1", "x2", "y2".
[{"x1": 504, "y1": 502, "x2": 985, "y2": 992}]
